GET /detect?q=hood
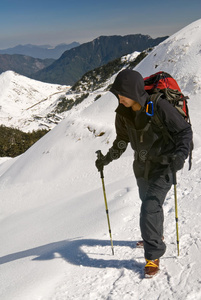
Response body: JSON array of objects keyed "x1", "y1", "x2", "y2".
[{"x1": 110, "y1": 69, "x2": 149, "y2": 107}]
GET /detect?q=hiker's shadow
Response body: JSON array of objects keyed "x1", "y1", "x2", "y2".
[{"x1": 0, "y1": 238, "x2": 144, "y2": 275}]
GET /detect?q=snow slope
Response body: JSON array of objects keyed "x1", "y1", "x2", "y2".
[
  {"x1": 0, "y1": 71, "x2": 70, "y2": 131},
  {"x1": 0, "y1": 52, "x2": 139, "y2": 133},
  {"x1": 135, "y1": 19, "x2": 201, "y2": 96},
  {"x1": 0, "y1": 19, "x2": 201, "y2": 300}
]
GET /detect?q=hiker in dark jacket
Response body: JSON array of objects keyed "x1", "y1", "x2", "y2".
[{"x1": 95, "y1": 69, "x2": 193, "y2": 278}]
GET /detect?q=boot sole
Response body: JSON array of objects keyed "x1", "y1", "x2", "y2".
[{"x1": 144, "y1": 269, "x2": 160, "y2": 279}]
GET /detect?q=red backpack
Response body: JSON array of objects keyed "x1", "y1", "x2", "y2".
[
  {"x1": 143, "y1": 71, "x2": 193, "y2": 169},
  {"x1": 144, "y1": 71, "x2": 189, "y2": 120}
]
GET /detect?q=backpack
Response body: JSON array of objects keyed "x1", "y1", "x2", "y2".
[{"x1": 143, "y1": 71, "x2": 193, "y2": 169}]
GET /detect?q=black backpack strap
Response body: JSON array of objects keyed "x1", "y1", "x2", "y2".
[
  {"x1": 150, "y1": 93, "x2": 193, "y2": 171},
  {"x1": 188, "y1": 140, "x2": 193, "y2": 170},
  {"x1": 149, "y1": 93, "x2": 175, "y2": 144}
]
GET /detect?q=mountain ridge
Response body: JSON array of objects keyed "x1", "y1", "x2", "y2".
[
  {"x1": 31, "y1": 34, "x2": 168, "y2": 85},
  {"x1": 0, "y1": 54, "x2": 54, "y2": 77},
  {"x1": 0, "y1": 42, "x2": 80, "y2": 59},
  {"x1": 0, "y1": 50, "x2": 145, "y2": 135}
]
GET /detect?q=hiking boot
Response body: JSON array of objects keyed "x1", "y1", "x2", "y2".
[
  {"x1": 136, "y1": 240, "x2": 144, "y2": 248},
  {"x1": 144, "y1": 259, "x2": 160, "y2": 278}
]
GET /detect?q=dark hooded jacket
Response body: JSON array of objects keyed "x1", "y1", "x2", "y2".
[{"x1": 108, "y1": 69, "x2": 193, "y2": 179}]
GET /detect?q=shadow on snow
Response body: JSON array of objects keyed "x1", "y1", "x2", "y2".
[{"x1": 0, "y1": 239, "x2": 144, "y2": 275}]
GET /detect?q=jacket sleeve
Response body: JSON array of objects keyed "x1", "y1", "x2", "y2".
[
  {"x1": 157, "y1": 99, "x2": 193, "y2": 159},
  {"x1": 106, "y1": 113, "x2": 130, "y2": 161}
]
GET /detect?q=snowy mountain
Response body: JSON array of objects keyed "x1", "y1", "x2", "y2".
[
  {"x1": 0, "y1": 19, "x2": 201, "y2": 300},
  {"x1": 134, "y1": 20, "x2": 201, "y2": 96},
  {"x1": 33, "y1": 34, "x2": 168, "y2": 85},
  {"x1": 0, "y1": 71, "x2": 70, "y2": 132},
  {"x1": 0, "y1": 51, "x2": 141, "y2": 133}
]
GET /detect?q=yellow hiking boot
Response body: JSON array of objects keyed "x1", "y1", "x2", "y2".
[{"x1": 144, "y1": 259, "x2": 160, "y2": 278}]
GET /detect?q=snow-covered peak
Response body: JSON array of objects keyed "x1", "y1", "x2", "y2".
[
  {"x1": 0, "y1": 70, "x2": 70, "y2": 131},
  {"x1": 135, "y1": 19, "x2": 201, "y2": 94},
  {"x1": 121, "y1": 51, "x2": 140, "y2": 63}
]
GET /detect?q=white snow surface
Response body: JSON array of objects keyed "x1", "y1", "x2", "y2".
[
  {"x1": 0, "y1": 19, "x2": 201, "y2": 300},
  {"x1": 0, "y1": 71, "x2": 70, "y2": 132}
]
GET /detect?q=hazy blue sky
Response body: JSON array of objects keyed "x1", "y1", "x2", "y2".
[{"x1": 0, "y1": 0, "x2": 200, "y2": 49}]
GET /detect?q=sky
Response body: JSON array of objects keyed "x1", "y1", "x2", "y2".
[{"x1": 0, "y1": 0, "x2": 201, "y2": 49}]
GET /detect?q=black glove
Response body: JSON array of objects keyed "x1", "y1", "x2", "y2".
[
  {"x1": 170, "y1": 154, "x2": 185, "y2": 172},
  {"x1": 95, "y1": 151, "x2": 112, "y2": 172}
]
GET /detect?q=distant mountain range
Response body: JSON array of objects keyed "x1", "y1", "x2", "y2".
[
  {"x1": 0, "y1": 34, "x2": 168, "y2": 86},
  {"x1": 31, "y1": 34, "x2": 168, "y2": 85},
  {"x1": 0, "y1": 42, "x2": 80, "y2": 59},
  {"x1": 0, "y1": 49, "x2": 146, "y2": 134},
  {"x1": 0, "y1": 54, "x2": 54, "y2": 77}
]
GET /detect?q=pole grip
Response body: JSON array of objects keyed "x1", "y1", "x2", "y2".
[
  {"x1": 171, "y1": 155, "x2": 177, "y2": 185},
  {"x1": 96, "y1": 150, "x2": 104, "y2": 178},
  {"x1": 96, "y1": 150, "x2": 102, "y2": 158},
  {"x1": 173, "y1": 170, "x2": 177, "y2": 185}
]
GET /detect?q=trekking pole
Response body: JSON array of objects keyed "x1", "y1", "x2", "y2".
[
  {"x1": 96, "y1": 150, "x2": 114, "y2": 255},
  {"x1": 173, "y1": 170, "x2": 180, "y2": 256}
]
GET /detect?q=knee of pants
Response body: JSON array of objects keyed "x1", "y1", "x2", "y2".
[{"x1": 141, "y1": 197, "x2": 162, "y2": 215}]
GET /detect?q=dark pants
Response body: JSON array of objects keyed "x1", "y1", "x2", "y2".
[{"x1": 136, "y1": 173, "x2": 173, "y2": 260}]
